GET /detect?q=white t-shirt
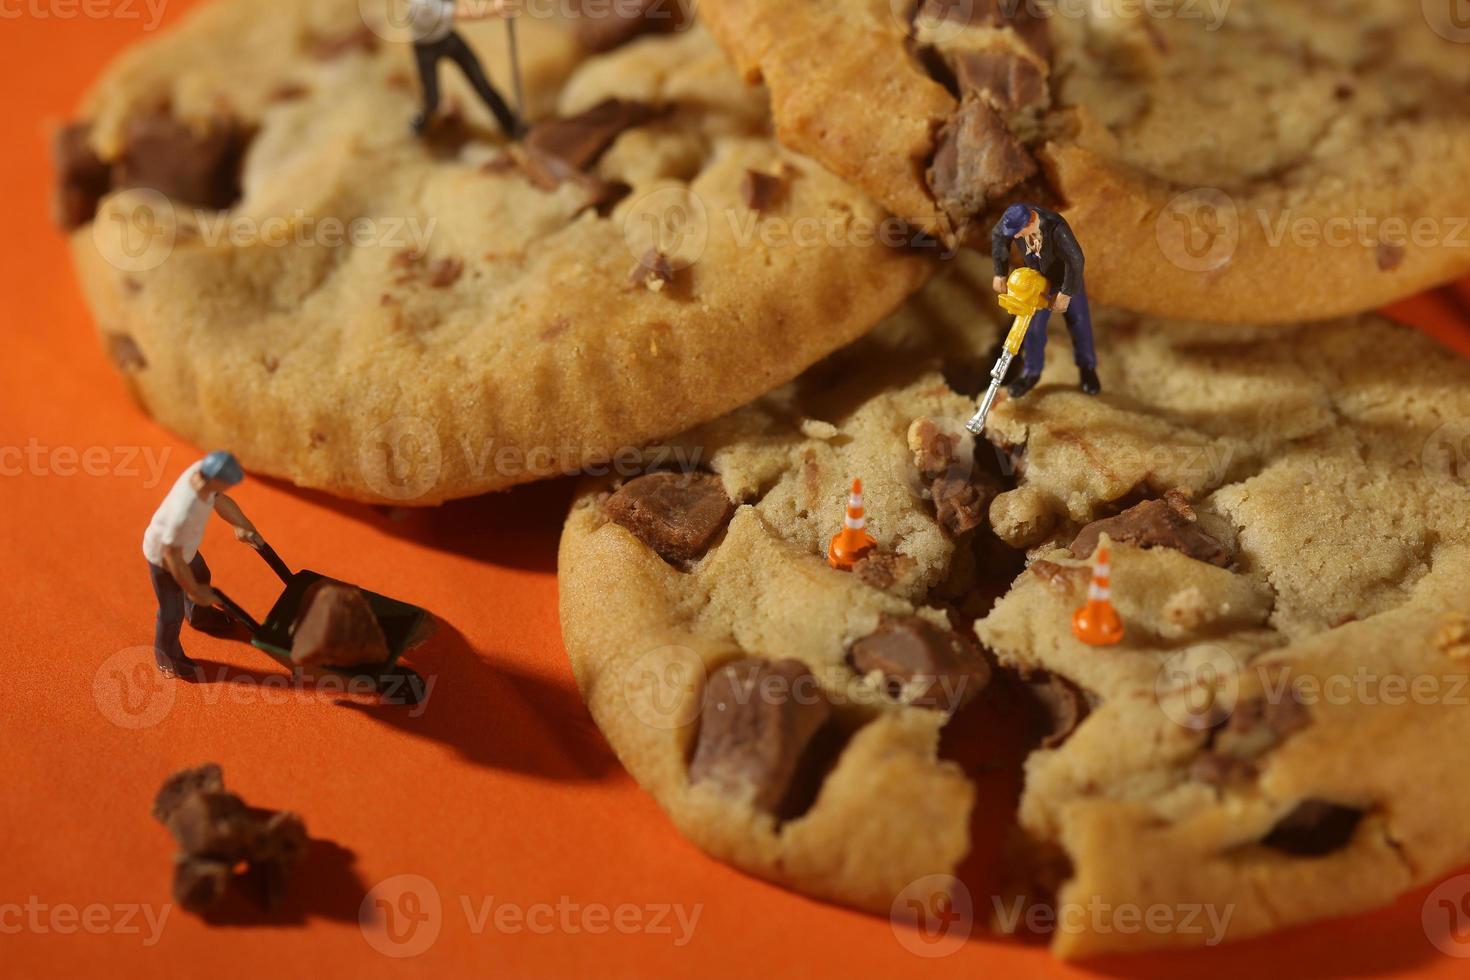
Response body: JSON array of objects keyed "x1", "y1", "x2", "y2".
[
  {"x1": 142, "y1": 462, "x2": 218, "y2": 565},
  {"x1": 407, "y1": 0, "x2": 456, "y2": 43}
]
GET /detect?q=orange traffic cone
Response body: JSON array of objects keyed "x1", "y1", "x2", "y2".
[
  {"x1": 828, "y1": 478, "x2": 877, "y2": 571},
  {"x1": 1072, "y1": 533, "x2": 1124, "y2": 646}
]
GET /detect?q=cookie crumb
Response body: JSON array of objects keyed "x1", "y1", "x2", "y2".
[
  {"x1": 991, "y1": 486, "x2": 1056, "y2": 548},
  {"x1": 1162, "y1": 586, "x2": 1209, "y2": 630},
  {"x1": 629, "y1": 249, "x2": 674, "y2": 291},
  {"x1": 799, "y1": 418, "x2": 838, "y2": 440},
  {"x1": 1437, "y1": 613, "x2": 1470, "y2": 659},
  {"x1": 854, "y1": 552, "x2": 918, "y2": 591}
]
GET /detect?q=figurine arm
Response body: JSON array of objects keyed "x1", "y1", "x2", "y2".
[
  {"x1": 163, "y1": 545, "x2": 217, "y2": 606},
  {"x1": 214, "y1": 494, "x2": 263, "y2": 546}
]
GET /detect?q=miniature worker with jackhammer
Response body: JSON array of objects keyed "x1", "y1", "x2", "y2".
[{"x1": 991, "y1": 203, "x2": 1100, "y2": 399}]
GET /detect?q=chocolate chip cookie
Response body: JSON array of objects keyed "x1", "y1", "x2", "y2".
[
  {"x1": 58, "y1": 0, "x2": 930, "y2": 503},
  {"x1": 701, "y1": 0, "x2": 1470, "y2": 323},
  {"x1": 558, "y1": 250, "x2": 1470, "y2": 956}
]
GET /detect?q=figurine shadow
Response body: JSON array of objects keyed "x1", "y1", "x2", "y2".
[
  {"x1": 332, "y1": 618, "x2": 616, "y2": 783},
  {"x1": 195, "y1": 836, "x2": 366, "y2": 928}
]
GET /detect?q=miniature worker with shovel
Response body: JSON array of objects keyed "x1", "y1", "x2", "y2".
[
  {"x1": 142, "y1": 451, "x2": 265, "y2": 678},
  {"x1": 406, "y1": 0, "x2": 525, "y2": 138}
]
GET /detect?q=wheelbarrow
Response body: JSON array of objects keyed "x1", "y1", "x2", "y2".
[{"x1": 209, "y1": 539, "x2": 430, "y2": 705}]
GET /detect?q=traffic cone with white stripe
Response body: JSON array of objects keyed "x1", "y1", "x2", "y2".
[
  {"x1": 1072, "y1": 533, "x2": 1124, "y2": 646},
  {"x1": 828, "y1": 478, "x2": 877, "y2": 571}
]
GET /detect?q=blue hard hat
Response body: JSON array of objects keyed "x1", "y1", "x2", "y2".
[
  {"x1": 999, "y1": 204, "x2": 1034, "y2": 237},
  {"x1": 199, "y1": 450, "x2": 244, "y2": 486}
]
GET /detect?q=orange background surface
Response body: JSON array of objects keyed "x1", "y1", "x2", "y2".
[{"x1": 4, "y1": 4, "x2": 1470, "y2": 977}]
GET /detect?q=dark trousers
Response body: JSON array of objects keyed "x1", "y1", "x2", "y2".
[
  {"x1": 148, "y1": 553, "x2": 211, "y2": 666},
  {"x1": 413, "y1": 32, "x2": 519, "y2": 136},
  {"x1": 1020, "y1": 286, "x2": 1096, "y2": 377}
]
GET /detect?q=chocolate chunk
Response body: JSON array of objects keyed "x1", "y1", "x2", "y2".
[
  {"x1": 1187, "y1": 751, "x2": 1258, "y2": 787},
  {"x1": 1191, "y1": 692, "x2": 1309, "y2": 786},
  {"x1": 926, "y1": 95, "x2": 1037, "y2": 234},
  {"x1": 106, "y1": 334, "x2": 148, "y2": 371},
  {"x1": 290, "y1": 581, "x2": 389, "y2": 669},
  {"x1": 574, "y1": 0, "x2": 688, "y2": 53},
  {"x1": 932, "y1": 472, "x2": 992, "y2": 537},
  {"x1": 951, "y1": 48, "x2": 1047, "y2": 111},
  {"x1": 688, "y1": 658, "x2": 833, "y2": 815},
  {"x1": 173, "y1": 857, "x2": 233, "y2": 913},
  {"x1": 1020, "y1": 672, "x2": 1090, "y2": 749},
  {"x1": 52, "y1": 123, "x2": 111, "y2": 230},
  {"x1": 1376, "y1": 241, "x2": 1405, "y2": 271},
  {"x1": 1214, "y1": 694, "x2": 1310, "y2": 758},
  {"x1": 909, "y1": 417, "x2": 961, "y2": 482},
  {"x1": 521, "y1": 99, "x2": 662, "y2": 189},
  {"x1": 908, "y1": 417, "x2": 1005, "y2": 536},
  {"x1": 165, "y1": 790, "x2": 256, "y2": 858},
  {"x1": 153, "y1": 765, "x2": 310, "y2": 915},
  {"x1": 1028, "y1": 559, "x2": 1087, "y2": 596},
  {"x1": 309, "y1": 25, "x2": 379, "y2": 60},
  {"x1": 1260, "y1": 801, "x2": 1364, "y2": 857},
  {"x1": 849, "y1": 614, "x2": 990, "y2": 712},
  {"x1": 268, "y1": 82, "x2": 311, "y2": 103},
  {"x1": 1069, "y1": 498, "x2": 1231, "y2": 568},
  {"x1": 740, "y1": 169, "x2": 784, "y2": 213},
  {"x1": 152, "y1": 763, "x2": 225, "y2": 823},
  {"x1": 112, "y1": 113, "x2": 249, "y2": 210},
  {"x1": 603, "y1": 471, "x2": 733, "y2": 565},
  {"x1": 628, "y1": 249, "x2": 674, "y2": 291},
  {"x1": 427, "y1": 256, "x2": 463, "y2": 288}
]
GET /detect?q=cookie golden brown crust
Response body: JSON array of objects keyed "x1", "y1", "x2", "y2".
[
  {"x1": 65, "y1": 0, "x2": 932, "y2": 503},
  {"x1": 559, "y1": 252, "x2": 1470, "y2": 956},
  {"x1": 702, "y1": 0, "x2": 1470, "y2": 323}
]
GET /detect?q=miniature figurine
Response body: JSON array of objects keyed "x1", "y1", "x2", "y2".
[
  {"x1": 142, "y1": 452, "x2": 264, "y2": 678},
  {"x1": 407, "y1": 0, "x2": 524, "y2": 138},
  {"x1": 990, "y1": 203, "x2": 1100, "y2": 399},
  {"x1": 965, "y1": 266, "x2": 1051, "y2": 435},
  {"x1": 828, "y1": 478, "x2": 877, "y2": 571},
  {"x1": 1072, "y1": 533, "x2": 1124, "y2": 646}
]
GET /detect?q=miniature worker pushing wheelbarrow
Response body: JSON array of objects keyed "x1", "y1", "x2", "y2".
[{"x1": 143, "y1": 452, "x2": 428, "y2": 701}]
